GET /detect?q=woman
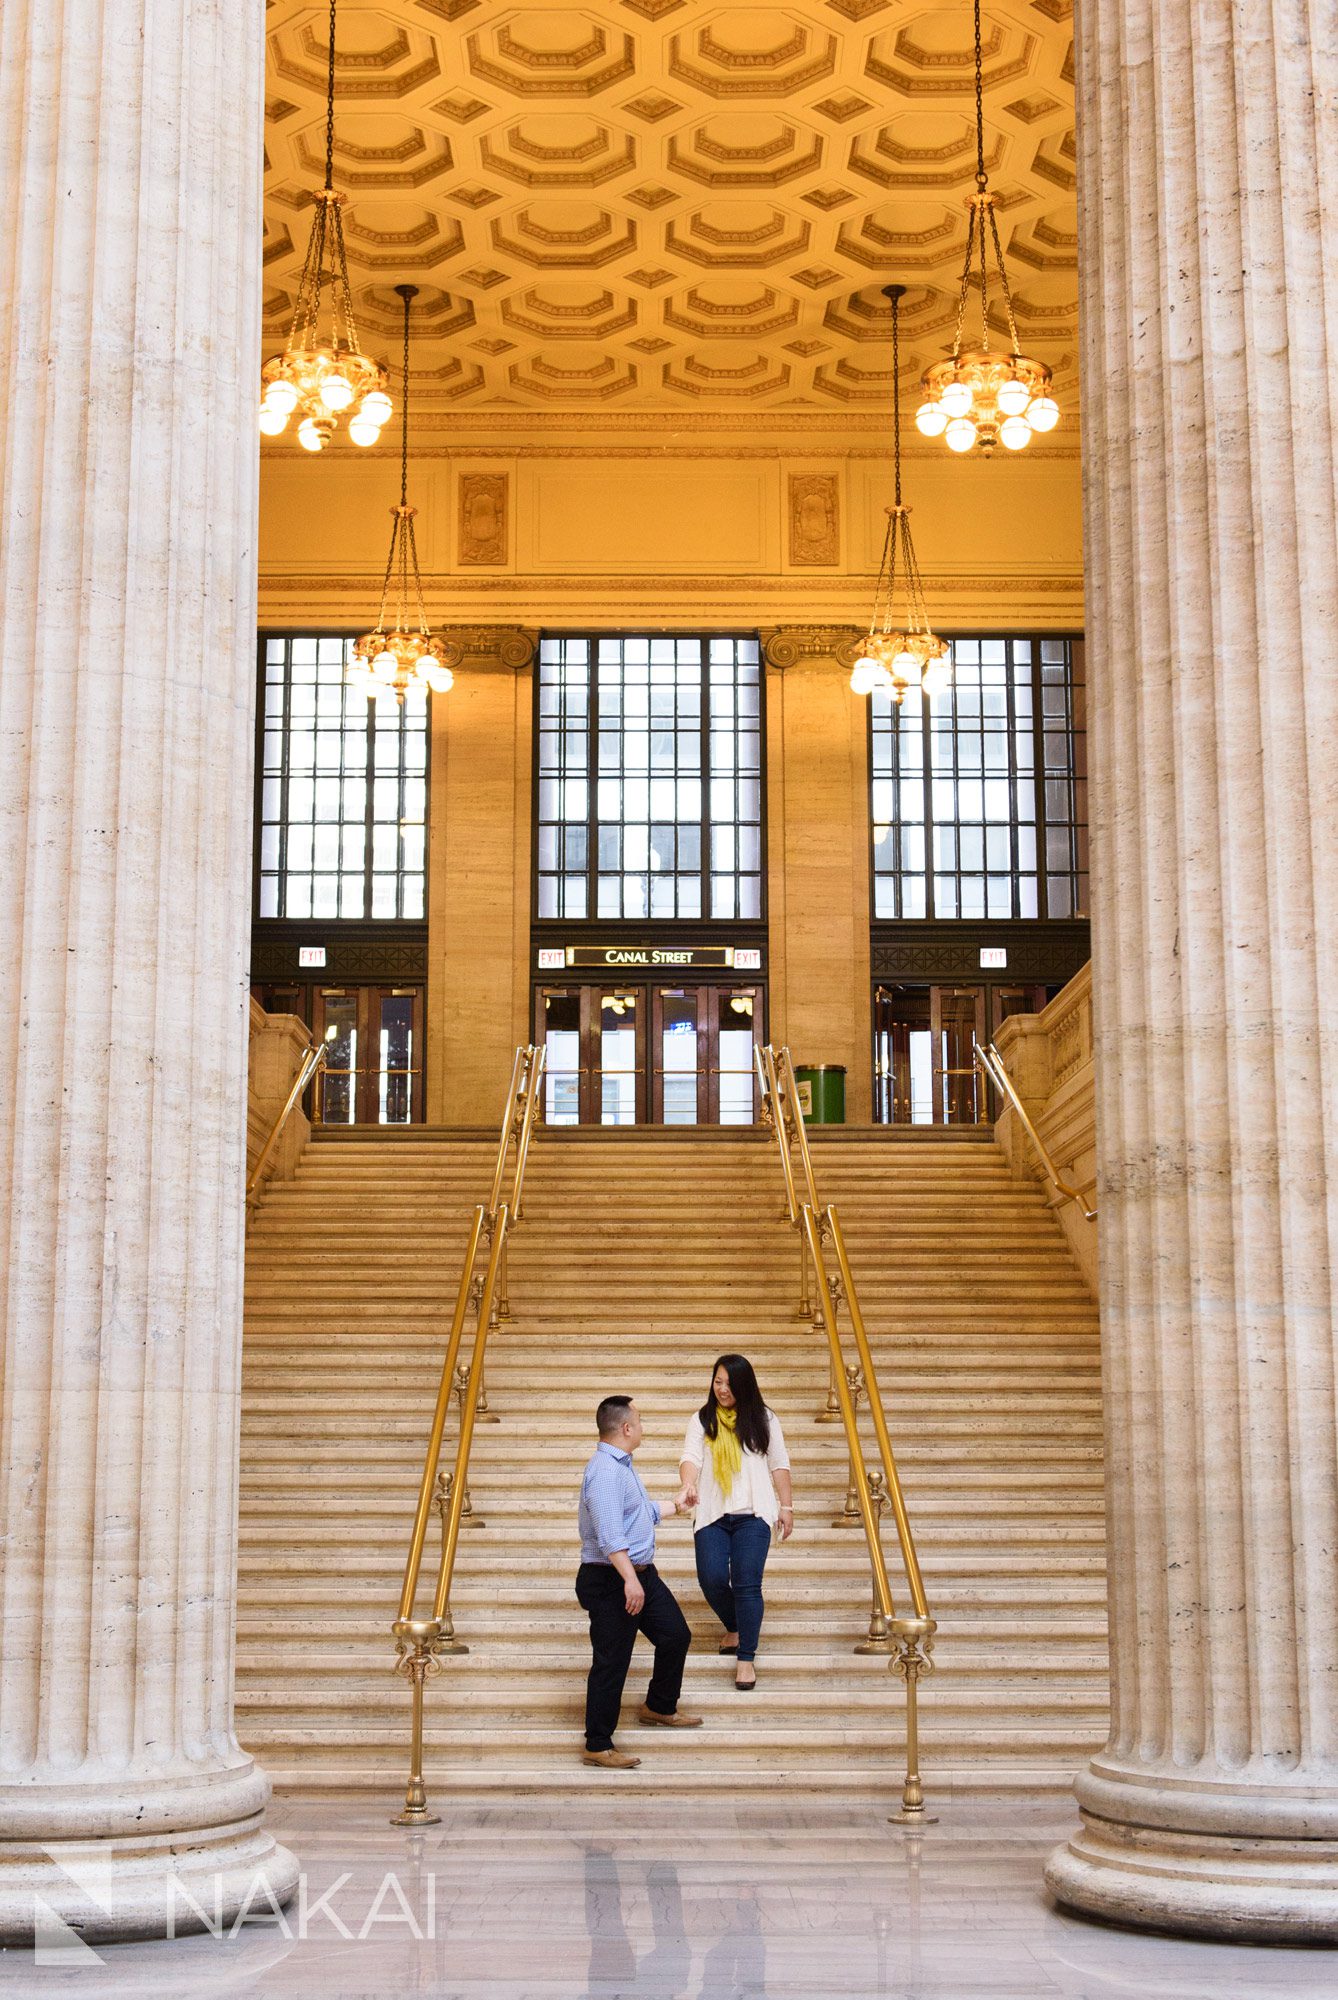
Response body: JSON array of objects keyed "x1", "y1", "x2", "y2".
[{"x1": 680, "y1": 1354, "x2": 793, "y2": 1690}]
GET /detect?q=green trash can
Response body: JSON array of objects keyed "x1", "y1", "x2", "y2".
[{"x1": 793, "y1": 1064, "x2": 846, "y2": 1125}]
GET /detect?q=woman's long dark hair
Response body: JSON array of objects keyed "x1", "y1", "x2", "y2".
[{"x1": 699, "y1": 1353, "x2": 770, "y2": 1457}]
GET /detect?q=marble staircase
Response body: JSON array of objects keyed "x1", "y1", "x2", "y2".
[{"x1": 237, "y1": 1126, "x2": 1106, "y2": 1796}]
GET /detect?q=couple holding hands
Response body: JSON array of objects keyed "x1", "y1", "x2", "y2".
[{"x1": 575, "y1": 1353, "x2": 793, "y2": 1769}]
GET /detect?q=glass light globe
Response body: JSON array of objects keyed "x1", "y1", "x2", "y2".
[
  {"x1": 424, "y1": 662, "x2": 455, "y2": 694},
  {"x1": 347, "y1": 416, "x2": 380, "y2": 447},
  {"x1": 258, "y1": 405, "x2": 288, "y2": 436},
  {"x1": 360, "y1": 391, "x2": 393, "y2": 426},
  {"x1": 940, "y1": 381, "x2": 973, "y2": 419},
  {"x1": 1000, "y1": 414, "x2": 1032, "y2": 451},
  {"x1": 372, "y1": 650, "x2": 398, "y2": 680},
  {"x1": 850, "y1": 658, "x2": 883, "y2": 696},
  {"x1": 945, "y1": 417, "x2": 977, "y2": 453},
  {"x1": 915, "y1": 401, "x2": 948, "y2": 438},
  {"x1": 297, "y1": 418, "x2": 325, "y2": 452},
  {"x1": 1027, "y1": 396, "x2": 1059, "y2": 433},
  {"x1": 921, "y1": 660, "x2": 951, "y2": 698},
  {"x1": 892, "y1": 650, "x2": 922, "y2": 683},
  {"x1": 320, "y1": 371, "x2": 354, "y2": 412},
  {"x1": 997, "y1": 377, "x2": 1031, "y2": 417},
  {"x1": 265, "y1": 378, "x2": 299, "y2": 417}
]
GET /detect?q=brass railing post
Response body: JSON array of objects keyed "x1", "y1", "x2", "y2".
[
  {"x1": 390, "y1": 1620, "x2": 446, "y2": 1826},
  {"x1": 889, "y1": 1616, "x2": 938, "y2": 1825},
  {"x1": 832, "y1": 1368, "x2": 869, "y2": 1524},
  {"x1": 854, "y1": 1472, "x2": 895, "y2": 1653},
  {"x1": 435, "y1": 1465, "x2": 483, "y2": 1543}
]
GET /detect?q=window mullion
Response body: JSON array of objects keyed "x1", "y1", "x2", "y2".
[
  {"x1": 1033, "y1": 637, "x2": 1048, "y2": 921},
  {"x1": 364, "y1": 660, "x2": 376, "y2": 922},
  {"x1": 922, "y1": 678, "x2": 935, "y2": 921},
  {"x1": 700, "y1": 637, "x2": 711, "y2": 919}
]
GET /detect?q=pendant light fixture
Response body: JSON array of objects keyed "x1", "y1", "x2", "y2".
[
  {"x1": 851, "y1": 286, "x2": 952, "y2": 702},
  {"x1": 913, "y1": 0, "x2": 1059, "y2": 455},
  {"x1": 258, "y1": 0, "x2": 391, "y2": 452},
  {"x1": 349, "y1": 285, "x2": 454, "y2": 703}
]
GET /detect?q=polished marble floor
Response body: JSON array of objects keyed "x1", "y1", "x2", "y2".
[{"x1": 3, "y1": 1793, "x2": 1337, "y2": 1999}]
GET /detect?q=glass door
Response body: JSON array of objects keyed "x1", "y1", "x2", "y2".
[
  {"x1": 536, "y1": 985, "x2": 645, "y2": 1124},
  {"x1": 650, "y1": 984, "x2": 762, "y2": 1124},
  {"x1": 875, "y1": 984, "x2": 986, "y2": 1125},
  {"x1": 653, "y1": 986, "x2": 704, "y2": 1125},
  {"x1": 312, "y1": 985, "x2": 423, "y2": 1124},
  {"x1": 597, "y1": 988, "x2": 643, "y2": 1125},
  {"x1": 540, "y1": 980, "x2": 761, "y2": 1124},
  {"x1": 712, "y1": 986, "x2": 762, "y2": 1124},
  {"x1": 931, "y1": 986, "x2": 987, "y2": 1123}
]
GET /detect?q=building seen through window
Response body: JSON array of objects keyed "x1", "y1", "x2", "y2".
[
  {"x1": 257, "y1": 634, "x2": 428, "y2": 921},
  {"x1": 870, "y1": 636, "x2": 1087, "y2": 922},
  {"x1": 536, "y1": 633, "x2": 763, "y2": 923}
]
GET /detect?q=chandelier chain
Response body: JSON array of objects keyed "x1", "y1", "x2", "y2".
[
  {"x1": 325, "y1": 0, "x2": 337, "y2": 192},
  {"x1": 987, "y1": 199, "x2": 1023, "y2": 354},
  {"x1": 891, "y1": 291, "x2": 902, "y2": 511},
  {"x1": 974, "y1": 0, "x2": 985, "y2": 187},
  {"x1": 399, "y1": 291, "x2": 411, "y2": 509}
]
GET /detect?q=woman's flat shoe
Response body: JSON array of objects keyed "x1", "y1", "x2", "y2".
[
  {"x1": 734, "y1": 1670, "x2": 757, "y2": 1691},
  {"x1": 718, "y1": 1643, "x2": 738, "y2": 1656}
]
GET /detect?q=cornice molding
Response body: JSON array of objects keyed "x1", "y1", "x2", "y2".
[{"x1": 260, "y1": 571, "x2": 1083, "y2": 597}]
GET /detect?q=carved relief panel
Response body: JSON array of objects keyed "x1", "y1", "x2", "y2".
[
  {"x1": 458, "y1": 473, "x2": 508, "y2": 566},
  {"x1": 788, "y1": 472, "x2": 840, "y2": 566}
]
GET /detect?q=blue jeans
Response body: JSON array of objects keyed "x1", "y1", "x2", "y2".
[{"x1": 694, "y1": 1514, "x2": 772, "y2": 1662}]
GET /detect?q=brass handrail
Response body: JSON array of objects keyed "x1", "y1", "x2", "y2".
[
  {"x1": 245, "y1": 1033, "x2": 328, "y2": 1204},
  {"x1": 757, "y1": 1043, "x2": 937, "y2": 1822},
  {"x1": 390, "y1": 1046, "x2": 542, "y2": 1827},
  {"x1": 975, "y1": 1036, "x2": 1097, "y2": 1220}
]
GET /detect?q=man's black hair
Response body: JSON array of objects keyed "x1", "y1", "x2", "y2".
[{"x1": 596, "y1": 1395, "x2": 634, "y2": 1437}]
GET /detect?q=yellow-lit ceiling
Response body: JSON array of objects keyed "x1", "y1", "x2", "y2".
[{"x1": 262, "y1": 0, "x2": 1078, "y2": 418}]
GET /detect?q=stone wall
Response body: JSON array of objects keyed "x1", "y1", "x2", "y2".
[
  {"x1": 246, "y1": 998, "x2": 314, "y2": 1207},
  {"x1": 992, "y1": 964, "x2": 1097, "y2": 1293}
]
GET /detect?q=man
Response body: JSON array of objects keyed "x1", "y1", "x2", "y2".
[{"x1": 576, "y1": 1394, "x2": 703, "y2": 1769}]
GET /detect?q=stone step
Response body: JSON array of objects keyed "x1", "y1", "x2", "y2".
[{"x1": 241, "y1": 1119, "x2": 1107, "y2": 1791}]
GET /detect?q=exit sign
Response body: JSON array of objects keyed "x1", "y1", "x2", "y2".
[
  {"x1": 979, "y1": 947, "x2": 1007, "y2": 970},
  {"x1": 298, "y1": 946, "x2": 327, "y2": 969}
]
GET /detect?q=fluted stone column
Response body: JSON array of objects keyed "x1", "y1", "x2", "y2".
[
  {"x1": 1045, "y1": 0, "x2": 1338, "y2": 1941},
  {"x1": 0, "y1": 0, "x2": 297, "y2": 1944}
]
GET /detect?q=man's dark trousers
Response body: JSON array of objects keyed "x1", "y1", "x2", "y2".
[{"x1": 575, "y1": 1561, "x2": 692, "y2": 1752}]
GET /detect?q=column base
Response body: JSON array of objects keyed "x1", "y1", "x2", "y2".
[
  {"x1": 0, "y1": 1766, "x2": 300, "y2": 1946},
  {"x1": 1046, "y1": 1812, "x2": 1338, "y2": 1942}
]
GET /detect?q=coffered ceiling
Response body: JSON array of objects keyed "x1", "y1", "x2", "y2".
[{"x1": 262, "y1": 0, "x2": 1078, "y2": 414}]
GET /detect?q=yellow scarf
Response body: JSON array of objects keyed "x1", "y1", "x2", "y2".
[{"x1": 708, "y1": 1405, "x2": 744, "y2": 1499}]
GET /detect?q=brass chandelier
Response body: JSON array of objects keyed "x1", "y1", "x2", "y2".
[
  {"x1": 914, "y1": 0, "x2": 1059, "y2": 455},
  {"x1": 349, "y1": 285, "x2": 454, "y2": 703},
  {"x1": 851, "y1": 286, "x2": 951, "y2": 703},
  {"x1": 258, "y1": 0, "x2": 391, "y2": 452}
]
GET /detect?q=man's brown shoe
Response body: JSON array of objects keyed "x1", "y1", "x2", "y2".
[
  {"x1": 582, "y1": 1748, "x2": 641, "y2": 1769},
  {"x1": 637, "y1": 1705, "x2": 704, "y2": 1728}
]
